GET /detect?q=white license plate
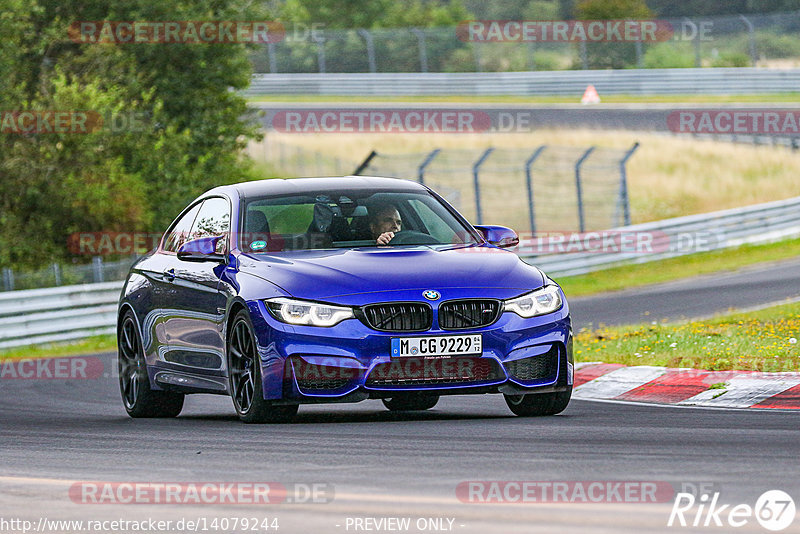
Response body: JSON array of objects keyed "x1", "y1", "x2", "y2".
[{"x1": 390, "y1": 334, "x2": 482, "y2": 358}]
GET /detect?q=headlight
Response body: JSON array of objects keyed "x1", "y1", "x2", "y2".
[
  {"x1": 504, "y1": 285, "x2": 563, "y2": 318},
  {"x1": 265, "y1": 298, "x2": 354, "y2": 327}
]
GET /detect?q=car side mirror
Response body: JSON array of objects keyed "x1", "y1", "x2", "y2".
[
  {"x1": 177, "y1": 236, "x2": 226, "y2": 263},
  {"x1": 474, "y1": 225, "x2": 519, "y2": 248}
]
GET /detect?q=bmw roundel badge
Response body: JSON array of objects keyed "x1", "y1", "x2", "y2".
[{"x1": 422, "y1": 290, "x2": 440, "y2": 301}]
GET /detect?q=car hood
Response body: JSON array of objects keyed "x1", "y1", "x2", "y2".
[{"x1": 237, "y1": 245, "x2": 545, "y2": 303}]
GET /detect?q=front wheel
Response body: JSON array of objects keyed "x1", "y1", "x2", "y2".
[
  {"x1": 228, "y1": 310, "x2": 298, "y2": 424},
  {"x1": 504, "y1": 387, "x2": 572, "y2": 416},
  {"x1": 118, "y1": 311, "x2": 184, "y2": 418},
  {"x1": 382, "y1": 393, "x2": 440, "y2": 411}
]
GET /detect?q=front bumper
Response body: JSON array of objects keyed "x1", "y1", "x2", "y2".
[{"x1": 248, "y1": 300, "x2": 572, "y2": 402}]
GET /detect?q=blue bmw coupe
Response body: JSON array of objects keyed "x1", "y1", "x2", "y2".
[{"x1": 117, "y1": 176, "x2": 573, "y2": 423}]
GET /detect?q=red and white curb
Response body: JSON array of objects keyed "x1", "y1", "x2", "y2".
[{"x1": 574, "y1": 362, "x2": 800, "y2": 409}]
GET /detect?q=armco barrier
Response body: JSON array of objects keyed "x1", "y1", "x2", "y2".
[
  {"x1": 521, "y1": 195, "x2": 800, "y2": 276},
  {"x1": 2, "y1": 195, "x2": 800, "y2": 349},
  {"x1": 0, "y1": 282, "x2": 122, "y2": 349},
  {"x1": 245, "y1": 68, "x2": 800, "y2": 97}
]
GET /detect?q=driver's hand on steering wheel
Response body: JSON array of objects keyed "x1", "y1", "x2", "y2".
[{"x1": 376, "y1": 231, "x2": 395, "y2": 245}]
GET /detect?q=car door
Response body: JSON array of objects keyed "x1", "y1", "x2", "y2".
[
  {"x1": 135, "y1": 201, "x2": 203, "y2": 365},
  {"x1": 161, "y1": 196, "x2": 231, "y2": 373}
]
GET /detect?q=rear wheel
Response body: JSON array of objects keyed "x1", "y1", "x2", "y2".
[
  {"x1": 382, "y1": 393, "x2": 439, "y2": 411},
  {"x1": 118, "y1": 311, "x2": 184, "y2": 418},
  {"x1": 228, "y1": 310, "x2": 298, "y2": 424},
  {"x1": 504, "y1": 387, "x2": 572, "y2": 416}
]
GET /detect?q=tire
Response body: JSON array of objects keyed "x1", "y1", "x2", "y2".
[
  {"x1": 228, "y1": 310, "x2": 298, "y2": 424},
  {"x1": 504, "y1": 387, "x2": 572, "y2": 417},
  {"x1": 118, "y1": 310, "x2": 184, "y2": 418},
  {"x1": 382, "y1": 393, "x2": 440, "y2": 411}
]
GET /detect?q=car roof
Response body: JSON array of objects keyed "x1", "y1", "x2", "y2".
[{"x1": 205, "y1": 176, "x2": 427, "y2": 200}]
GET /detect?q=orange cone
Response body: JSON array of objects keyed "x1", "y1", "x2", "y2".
[{"x1": 581, "y1": 84, "x2": 601, "y2": 105}]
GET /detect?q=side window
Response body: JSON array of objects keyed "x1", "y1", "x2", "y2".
[
  {"x1": 261, "y1": 204, "x2": 314, "y2": 234},
  {"x1": 409, "y1": 199, "x2": 457, "y2": 243},
  {"x1": 190, "y1": 197, "x2": 231, "y2": 254},
  {"x1": 163, "y1": 203, "x2": 201, "y2": 253}
]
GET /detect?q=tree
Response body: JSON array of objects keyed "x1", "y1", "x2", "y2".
[
  {"x1": 0, "y1": 0, "x2": 267, "y2": 269},
  {"x1": 574, "y1": 0, "x2": 653, "y2": 69}
]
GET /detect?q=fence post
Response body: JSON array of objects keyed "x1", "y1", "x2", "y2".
[
  {"x1": 417, "y1": 148, "x2": 440, "y2": 185},
  {"x1": 524, "y1": 146, "x2": 547, "y2": 237},
  {"x1": 684, "y1": 18, "x2": 701, "y2": 67},
  {"x1": 473, "y1": 44, "x2": 482, "y2": 72},
  {"x1": 315, "y1": 151, "x2": 323, "y2": 176},
  {"x1": 92, "y1": 256, "x2": 104, "y2": 283},
  {"x1": 268, "y1": 42, "x2": 277, "y2": 73},
  {"x1": 358, "y1": 29, "x2": 377, "y2": 73},
  {"x1": 353, "y1": 150, "x2": 378, "y2": 175},
  {"x1": 53, "y1": 263, "x2": 62, "y2": 286},
  {"x1": 617, "y1": 142, "x2": 639, "y2": 227},
  {"x1": 527, "y1": 42, "x2": 536, "y2": 70},
  {"x1": 472, "y1": 148, "x2": 494, "y2": 225},
  {"x1": 574, "y1": 146, "x2": 595, "y2": 233},
  {"x1": 580, "y1": 41, "x2": 589, "y2": 69},
  {"x1": 278, "y1": 140, "x2": 286, "y2": 171},
  {"x1": 313, "y1": 32, "x2": 326, "y2": 73},
  {"x1": 635, "y1": 40, "x2": 643, "y2": 68},
  {"x1": 2, "y1": 268, "x2": 13, "y2": 291},
  {"x1": 410, "y1": 28, "x2": 428, "y2": 73},
  {"x1": 296, "y1": 145, "x2": 306, "y2": 176},
  {"x1": 738, "y1": 14, "x2": 758, "y2": 66}
]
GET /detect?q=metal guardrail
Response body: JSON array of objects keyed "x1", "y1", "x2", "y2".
[
  {"x1": 0, "y1": 282, "x2": 122, "y2": 349},
  {"x1": 1, "y1": 256, "x2": 138, "y2": 292},
  {"x1": 2, "y1": 195, "x2": 800, "y2": 349},
  {"x1": 521, "y1": 195, "x2": 800, "y2": 277},
  {"x1": 245, "y1": 68, "x2": 800, "y2": 96}
]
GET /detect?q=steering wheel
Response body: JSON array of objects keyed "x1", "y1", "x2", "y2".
[{"x1": 388, "y1": 230, "x2": 440, "y2": 245}]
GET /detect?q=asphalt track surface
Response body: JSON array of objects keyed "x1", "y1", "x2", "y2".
[
  {"x1": 2, "y1": 366, "x2": 800, "y2": 534},
  {"x1": 568, "y1": 255, "x2": 800, "y2": 328},
  {"x1": 3, "y1": 259, "x2": 800, "y2": 533}
]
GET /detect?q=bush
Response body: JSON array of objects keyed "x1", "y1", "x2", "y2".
[
  {"x1": 755, "y1": 31, "x2": 800, "y2": 59},
  {"x1": 643, "y1": 44, "x2": 696, "y2": 68},
  {"x1": 532, "y1": 50, "x2": 570, "y2": 71},
  {"x1": 711, "y1": 52, "x2": 752, "y2": 67}
]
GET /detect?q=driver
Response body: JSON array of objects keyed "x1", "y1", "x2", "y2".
[{"x1": 369, "y1": 203, "x2": 402, "y2": 245}]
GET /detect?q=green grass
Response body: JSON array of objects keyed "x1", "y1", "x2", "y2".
[
  {"x1": 556, "y1": 237, "x2": 800, "y2": 298},
  {"x1": 0, "y1": 335, "x2": 116, "y2": 360},
  {"x1": 247, "y1": 93, "x2": 800, "y2": 104},
  {"x1": 575, "y1": 301, "x2": 800, "y2": 372}
]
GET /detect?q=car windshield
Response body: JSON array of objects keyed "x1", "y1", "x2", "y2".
[{"x1": 240, "y1": 189, "x2": 481, "y2": 253}]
